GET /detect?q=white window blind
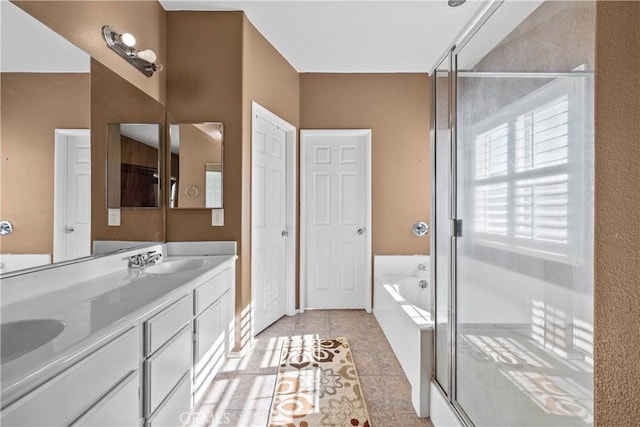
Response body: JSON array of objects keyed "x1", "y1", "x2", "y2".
[{"x1": 470, "y1": 78, "x2": 585, "y2": 259}]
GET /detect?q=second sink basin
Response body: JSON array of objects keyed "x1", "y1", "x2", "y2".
[
  {"x1": 144, "y1": 258, "x2": 209, "y2": 275},
  {"x1": 1, "y1": 319, "x2": 66, "y2": 364}
]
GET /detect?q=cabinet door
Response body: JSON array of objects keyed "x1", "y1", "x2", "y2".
[
  {"x1": 194, "y1": 300, "x2": 222, "y2": 376},
  {"x1": 71, "y1": 370, "x2": 139, "y2": 427},
  {"x1": 220, "y1": 290, "x2": 234, "y2": 355}
]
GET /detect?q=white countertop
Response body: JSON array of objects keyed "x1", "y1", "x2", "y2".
[{"x1": 1, "y1": 247, "x2": 236, "y2": 407}]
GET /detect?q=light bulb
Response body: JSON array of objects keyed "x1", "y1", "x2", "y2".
[
  {"x1": 136, "y1": 49, "x2": 157, "y2": 63},
  {"x1": 120, "y1": 32, "x2": 136, "y2": 47}
]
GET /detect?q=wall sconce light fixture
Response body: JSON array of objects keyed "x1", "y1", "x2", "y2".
[{"x1": 102, "y1": 26, "x2": 163, "y2": 77}]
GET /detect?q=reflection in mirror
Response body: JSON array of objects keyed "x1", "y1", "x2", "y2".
[
  {"x1": 0, "y1": 1, "x2": 91, "y2": 273},
  {"x1": 107, "y1": 123, "x2": 162, "y2": 208},
  {"x1": 169, "y1": 123, "x2": 223, "y2": 209},
  {"x1": 0, "y1": 3, "x2": 162, "y2": 277}
]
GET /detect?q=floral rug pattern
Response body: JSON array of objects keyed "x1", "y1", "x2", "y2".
[{"x1": 268, "y1": 337, "x2": 371, "y2": 427}]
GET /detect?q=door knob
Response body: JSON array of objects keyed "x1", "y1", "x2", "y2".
[
  {"x1": 64, "y1": 227, "x2": 75, "y2": 234},
  {"x1": 357, "y1": 228, "x2": 365, "y2": 236},
  {"x1": 0, "y1": 220, "x2": 13, "y2": 236},
  {"x1": 281, "y1": 230, "x2": 289, "y2": 237}
]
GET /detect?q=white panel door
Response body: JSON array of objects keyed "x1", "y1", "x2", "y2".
[
  {"x1": 302, "y1": 130, "x2": 370, "y2": 309},
  {"x1": 54, "y1": 130, "x2": 91, "y2": 262},
  {"x1": 252, "y1": 115, "x2": 288, "y2": 333}
]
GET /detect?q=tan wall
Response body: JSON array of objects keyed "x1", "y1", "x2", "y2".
[
  {"x1": 13, "y1": 0, "x2": 166, "y2": 104},
  {"x1": 165, "y1": 11, "x2": 243, "y2": 241},
  {"x1": 300, "y1": 73, "x2": 431, "y2": 258},
  {"x1": 165, "y1": 12, "x2": 300, "y2": 350},
  {"x1": 165, "y1": 11, "x2": 245, "y2": 347},
  {"x1": 91, "y1": 59, "x2": 164, "y2": 242},
  {"x1": 594, "y1": 2, "x2": 640, "y2": 423},
  {"x1": 242, "y1": 16, "x2": 300, "y2": 340},
  {"x1": 0, "y1": 73, "x2": 90, "y2": 254}
]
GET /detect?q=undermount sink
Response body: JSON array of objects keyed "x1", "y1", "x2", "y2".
[
  {"x1": 1, "y1": 319, "x2": 66, "y2": 364},
  {"x1": 144, "y1": 258, "x2": 209, "y2": 275}
]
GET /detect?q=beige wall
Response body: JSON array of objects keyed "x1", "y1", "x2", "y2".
[
  {"x1": 166, "y1": 12, "x2": 300, "y2": 349},
  {"x1": 166, "y1": 11, "x2": 243, "y2": 242},
  {"x1": 14, "y1": 0, "x2": 166, "y2": 104},
  {"x1": 300, "y1": 73, "x2": 431, "y2": 258},
  {"x1": 91, "y1": 59, "x2": 164, "y2": 242},
  {"x1": 0, "y1": 73, "x2": 90, "y2": 254},
  {"x1": 242, "y1": 16, "x2": 300, "y2": 340},
  {"x1": 594, "y1": 2, "x2": 640, "y2": 424},
  {"x1": 166, "y1": 11, "x2": 246, "y2": 348}
]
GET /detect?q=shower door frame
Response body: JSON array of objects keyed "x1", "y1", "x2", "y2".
[{"x1": 430, "y1": 1, "x2": 511, "y2": 426}]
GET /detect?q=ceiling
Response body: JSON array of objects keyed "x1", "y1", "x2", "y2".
[
  {"x1": 159, "y1": 0, "x2": 485, "y2": 73},
  {"x1": 0, "y1": 1, "x2": 90, "y2": 73},
  {"x1": 2, "y1": 0, "x2": 485, "y2": 74}
]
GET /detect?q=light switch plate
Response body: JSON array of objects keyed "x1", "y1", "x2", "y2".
[
  {"x1": 108, "y1": 208, "x2": 121, "y2": 226},
  {"x1": 212, "y1": 209, "x2": 224, "y2": 226}
]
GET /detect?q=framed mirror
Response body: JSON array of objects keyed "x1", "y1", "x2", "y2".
[
  {"x1": 107, "y1": 123, "x2": 162, "y2": 208},
  {"x1": 0, "y1": 2, "x2": 164, "y2": 276},
  {"x1": 169, "y1": 122, "x2": 223, "y2": 209}
]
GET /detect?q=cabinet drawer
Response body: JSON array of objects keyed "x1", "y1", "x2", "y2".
[
  {"x1": 194, "y1": 267, "x2": 233, "y2": 315},
  {"x1": 1, "y1": 327, "x2": 138, "y2": 427},
  {"x1": 145, "y1": 325, "x2": 191, "y2": 415},
  {"x1": 71, "y1": 370, "x2": 139, "y2": 427},
  {"x1": 147, "y1": 371, "x2": 191, "y2": 427},
  {"x1": 145, "y1": 294, "x2": 191, "y2": 355}
]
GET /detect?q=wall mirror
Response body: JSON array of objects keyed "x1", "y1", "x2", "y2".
[
  {"x1": 107, "y1": 123, "x2": 162, "y2": 208},
  {"x1": 0, "y1": 2, "x2": 162, "y2": 277},
  {"x1": 169, "y1": 122, "x2": 224, "y2": 209}
]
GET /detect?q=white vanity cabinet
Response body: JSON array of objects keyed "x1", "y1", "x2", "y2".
[
  {"x1": 0, "y1": 327, "x2": 140, "y2": 427},
  {"x1": 1, "y1": 251, "x2": 237, "y2": 427},
  {"x1": 143, "y1": 294, "x2": 192, "y2": 427},
  {"x1": 192, "y1": 266, "x2": 235, "y2": 404}
]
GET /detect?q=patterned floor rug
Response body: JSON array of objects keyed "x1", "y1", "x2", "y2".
[{"x1": 268, "y1": 337, "x2": 371, "y2": 427}]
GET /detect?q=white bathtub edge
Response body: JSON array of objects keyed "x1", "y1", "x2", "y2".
[
  {"x1": 374, "y1": 277, "x2": 432, "y2": 417},
  {"x1": 430, "y1": 381, "x2": 463, "y2": 427}
]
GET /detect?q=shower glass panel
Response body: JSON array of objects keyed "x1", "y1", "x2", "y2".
[
  {"x1": 454, "y1": 1, "x2": 594, "y2": 426},
  {"x1": 433, "y1": 55, "x2": 451, "y2": 395}
]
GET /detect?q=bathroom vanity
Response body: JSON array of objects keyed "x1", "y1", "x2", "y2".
[{"x1": 0, "y1": 242, "x2": 237, "y2": 427}]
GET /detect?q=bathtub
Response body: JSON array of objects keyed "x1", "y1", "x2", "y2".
[
  {"x1": 374, "y1": 255, "x2": 434, "y2": 418},
  {"x1": 0, "y1": 254, "x2": 51, "y2": 274}
]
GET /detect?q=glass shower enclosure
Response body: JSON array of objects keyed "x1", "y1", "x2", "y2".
[{"x1": 432, "y1": 1, "x2": 595, "y2": 426}]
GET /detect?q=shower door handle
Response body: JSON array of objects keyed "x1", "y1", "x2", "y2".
[{"x1": 449, "y1": 219, "x2": 462, "y2": 237}]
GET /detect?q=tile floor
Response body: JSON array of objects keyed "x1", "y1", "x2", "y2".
[{"x1": 189, "y1": 309, "x2": 434, "y2": 427}]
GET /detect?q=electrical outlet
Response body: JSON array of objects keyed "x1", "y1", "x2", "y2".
[
  {"x1": 212, "y1": 209, "x2": 224, "y2": 226},
  {"x1": 108, "y1": 208, "x2": 121, "y2": 226}
]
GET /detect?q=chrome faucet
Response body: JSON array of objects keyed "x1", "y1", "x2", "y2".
[
  {"x1": 145, "y1": 250, "x2": 162, "y2": 265},
  {"x1": 128, "y1": 254, "x2": 144, "y2": 268},
  {"x1": 128, "y1": 251, "x2": 162, "y2": 268}
]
